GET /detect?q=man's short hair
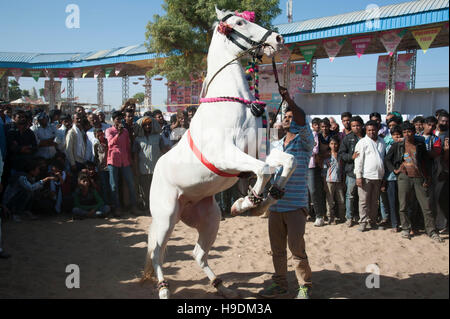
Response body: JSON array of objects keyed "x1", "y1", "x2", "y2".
[
  {"x1": 370, "y1": 112, "x2": 381, "y2": 121},
  {"x1": 401, "y1": 121, "x2": 415, "y2": 132},
  {"x1": 350, "y1": 116, "x2": 364, "y2": 125},
  {"x1": 435, "y1": 109, "x2": 447, "y2": 118},
  {"x1": 437, "y1": 110, "x2": 449, "y2": 120},
  {"x1": 365, "y1": 120, "x2": 379, "y2": 129},
  {"x1": 341, "y1": 112, "x2": 352, "y2": 120},
  {"x1": 94, "y1": 128, "x2": 103, "y2": 135},
  {"x1": 330, "y1": 135, "x2": 341, "y2": 145},
  {"x1": 112, "y1": 111, "x2": 123, "y2": 120},
  {"x1": 320, "y1": 117, "x2": 331, "y2": 126},
  {"x1": 13, "y1": 109, "x2": 25, "y2": 118},
  {"x1": 412, "y1": 116, "x2": 425, "y2": 124},
  {"x1": 387, "y1": 116, "x2": 402, "y2": 126},
  {"x1": 152, "y1": 109, "x2": 162, "y2": 117},
  {"x1": 390, "y1": 125, "x2": 403, "y2": 136},
  {"x1": 143, "y1": 111, "x2": 153, "y2": 117},
  {"x1": 60, "y1": 114, "x2": 71, "y2": 122},
  {"x1": 425, "y1": 116, "x2": 438, "y2": 125},
  {"x1": 311, "y1": 117, "x2": 321, "y2": 125}
]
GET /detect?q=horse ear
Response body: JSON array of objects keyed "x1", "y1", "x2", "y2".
[{"x1": 215, "y1": 5, "x2": 226, "y2": 20}]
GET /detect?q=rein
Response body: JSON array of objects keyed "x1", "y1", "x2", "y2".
[{"x1": 270, "y1": 56, "x2": 285, "y2": 127}]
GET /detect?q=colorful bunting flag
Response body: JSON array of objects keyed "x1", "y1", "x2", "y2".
[
  {"x1": 11, "y1": 69, "x2": 23, "y2": 82},
  {"x1": 351, "y1": 36, "x2": 372, "y2": 58},
  {"x1": 115, "y1": 64, "x2": 124, "y2": 76},
  {"x1": 412, "y1": 27, "x2": 441, "y2": 53},
  {"x1": 299, "y1": 44, "x2": 317, "y2": 64},
  {"x1": 104, "y1": 67, "x2": 114, "y2": 78},
  {"x1": 323, "y1": 38, "x2": 347, "y2": 62},
  {"x1": 29, "y1": 70, "x2": 41, "y2": 82},
  {"x1": 58, "y1": 70, "x2": 69, "y2": 80},
  {"x1": 82, "y1": 69, "x2": 90, "y2": 78},
  {"x1": 94, "y1": 68, "x2": 102, "y2": 79},
  {"x1": 379, "y1": 29, "x2": 407, "y2": 56}
]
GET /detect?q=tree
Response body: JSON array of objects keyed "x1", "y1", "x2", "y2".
[
  {"x1": 39, "y1": 88, "x2": 45, "y2": 97},
  {"x1": 133, "y1": 92, "x2": 145, "y2": 104},
  {"x1": 145, "y1": 0, "x2": 281, "y2": 82},
  {"x1": 22, "y1": 90, "x2": 30, "y2": 97},
  {"x1": 8, "y1": 80, "x2": 22, "y2": 101}
]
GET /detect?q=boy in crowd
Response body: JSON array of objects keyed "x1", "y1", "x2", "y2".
[
  {"x1": 354, "y1": 120, "x2": 386, "y2": 232},
  {"x1": 385, "y1": 122, "x2": 443, "y2": 242},
  {"x1": 384, "y1": 125, "x2": 403, "y2": 232},
  {"x1": 339, "y1": 116, "x2": 365, "y2": 227},
  {"x1": 323, "y1": 136, "x2": 345, "y2": 224},
  {"x1": 307, "y1": 118, "x2": 326, "y2": 225},
  {"x1": 412, "y1": 116, "x2": 425, "y2": 135},
  {"x1": 72, "y1": 173, "x2": 110, "y2": 220}
]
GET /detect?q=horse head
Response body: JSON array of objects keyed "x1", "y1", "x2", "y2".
[{"x1": 214, "y1": 7, "x2": 284, "y2": 58}]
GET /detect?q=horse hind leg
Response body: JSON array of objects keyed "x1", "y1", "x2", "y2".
[
  {"x1": 189, "y1": 197, "x2": 239, "y2": 298},
  {"x1": 142, "y1": 182, "x2": 180, "y2": 299}
]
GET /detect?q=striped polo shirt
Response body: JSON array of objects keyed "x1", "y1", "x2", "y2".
[{"x1": 270, "y1": 120, "x2": 314, "y2": 212}]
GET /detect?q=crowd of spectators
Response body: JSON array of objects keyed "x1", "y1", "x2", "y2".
[{"x1": 0, "y1": 98, "x2": 448, "y2": 258}]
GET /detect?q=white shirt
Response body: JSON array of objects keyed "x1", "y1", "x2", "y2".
[
  {"x1": 354, "y1": 135, "x2": 386, "y2": 180},
  {"x1": 32, "y1": 124, "x2": 57, "y2": 159}
]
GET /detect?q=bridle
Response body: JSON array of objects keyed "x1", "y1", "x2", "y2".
[
  {"x1": 202, "y1": 13, "x2": 276, "y2": 97},
  {"x1": 220, "y1": 13, "x2": 274, "y2": 54}
]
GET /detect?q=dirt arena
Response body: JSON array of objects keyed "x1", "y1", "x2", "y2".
[{"x1": 0, "y1": 214, "x2": 448, "y2": 299}]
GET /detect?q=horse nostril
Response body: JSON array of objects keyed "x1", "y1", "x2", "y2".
[{"x1": 276, "y1": 35, "x2": 284, "y2": 44}]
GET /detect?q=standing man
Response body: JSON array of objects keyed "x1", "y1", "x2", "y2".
[
  {"x1": 259, "y1": 87, "x2": 314, "y2": 300},
  {"x1": 152, "y1": 109, "x2": 172, "y2": 150},
  {"x1": 385, "y1": 122, "x2": 443, "y2": 242},
  {"x1": 65, "y1": 113, "x2": 88, "y2": 176},
  {"x1": 339, "y1": 112, "x2": 352, "y2": 140},
  {"x1": 31, "y1": 112, "x2": 58, "y2": 160},
  {"x1": 370, "y1": 112, "x2": 388, "y2": 138},
  {"x1": 354, "y1": 120, "x2": 386, "y2": 232},
  {"x1": 106, "y1": 111, "x2": 138, "y2": 216},
  {"x1": 339, "y1": 116, "x2": 364, "y2": 227}
]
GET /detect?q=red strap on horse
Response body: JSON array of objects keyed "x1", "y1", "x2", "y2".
[{"x1": 187, "y1": 130, "x2": 239, "y2": 178}]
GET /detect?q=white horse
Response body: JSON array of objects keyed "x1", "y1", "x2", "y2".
[{"x1": 143, "y1": 7, "x2": 297, "y2": 299}]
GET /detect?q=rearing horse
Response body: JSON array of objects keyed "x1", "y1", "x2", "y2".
[{"x1": 143, "y1": 7, "x2": 297, "y2": 299}]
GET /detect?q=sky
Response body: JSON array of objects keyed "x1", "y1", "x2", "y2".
[{"x1": 0, "y1": 0, "x2": 448, "y2": 111}]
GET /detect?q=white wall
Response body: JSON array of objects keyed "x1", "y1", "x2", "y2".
[{"x1": 293, "y1": 87, "x2": 449, "y2": 127}]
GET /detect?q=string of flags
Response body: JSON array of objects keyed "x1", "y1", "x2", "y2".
[{"x1": 0, "y1": 25, "x2": 445, "y2": 83}]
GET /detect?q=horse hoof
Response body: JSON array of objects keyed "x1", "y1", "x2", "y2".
[{"x1": 159, "y1": 288, "x2": 170, "y2": 299}]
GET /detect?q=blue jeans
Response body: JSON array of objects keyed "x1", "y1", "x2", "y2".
[
  {"x1": 345, "y1": 175, "x2": 358, "y2": 221},
  {"x1": 379, "y1": 190, "x2": 390, "y2": 221},
  {"x1": 387, "y1": 180, "x2": 399, "y2": 228},
  {"x1": 108, "y1": 165, "x2": 137, "y2": 209},
  {"x1": 99, "y1": 170, "x2": 112, "y2": 206},
  {"x1": 307, "y1": 167, "x2": 326, "y2": 218}
]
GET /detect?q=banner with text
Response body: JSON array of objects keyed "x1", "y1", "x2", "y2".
[
  {"x1": 351, "y1": 36, "x2": 372, "y2": 58},
  {"x1": 379, "y1": 29, "x2": 407, "y2": 56},
  {"x1": 167, "y1": 80, "x2": 203, "y2": 112},
  {"x1": 412, "y1": 27, "x2": 441, "y2": 53},
  {"x1": 395, "y1": 53, "x2": 413, "y2": 91},
  {"x1": 376, "y1": 55, "x2": 390, "y2": 91},
  {"x1": 323, "y1": 38, "x2": 347, "y2": 62}
]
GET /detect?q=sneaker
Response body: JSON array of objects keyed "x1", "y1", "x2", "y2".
[
  {"x1": 346, "y1": 219, "x2": 353, "y2": 228},
  {"x1": 258, "y1": 283, "x2": 289, "y2": 299},
  {"x1": 314, "y1": 218, "x2": 325, "y2": 227},
  {"x1": 328, "y1": 217, "x2": 335, "y2": 225},
  {"x1": 431, "y1": 232, "x2": 444, "y2": 243},
  {"x1": 439, "y1": 228, "x2": 448, "y2": 235},
  {"x1": 401, "y1": 230, "x2": 411, "y2": 240},
  {"x1": 358, "y1": 223, "x2": 367, "y2": 232},
  {"x1": 369, "y1": 223, "x2": 379, "y2": 230},
  {"x1": 295, "y1": 285, "x2": 312, "y2": 299}
]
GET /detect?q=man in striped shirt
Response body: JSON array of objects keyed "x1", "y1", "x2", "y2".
[{"x1": 259, "y1": 87, "x2": 314, "y2": 300}]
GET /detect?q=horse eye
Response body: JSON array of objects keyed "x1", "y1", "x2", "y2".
[{"x1": 237, "y1": 20, "x2": 244, "y2": 26}]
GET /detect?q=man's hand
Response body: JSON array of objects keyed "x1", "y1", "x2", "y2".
[
  {"x1": 356, "y1": 178, "x2": 363, "y2": 188},
  {"x1": 444, "y1": 137, "x2": 449, "y2": 151},
  {"x1": 42, "y1": 176, "x2": 57, "y2": 183},
  {"x1": 423, "y1": 177, "x2": 431, "y2": 188},
  {"x1": 352, "y1": 152, "x2": 360, "y2": 160},
  {"x1": 380, "y1": 180, "x2": 386, "y2": 192},
  {"x1": 20, "y1": 145, "x2": 32, "y2": 154},
  {"x1": 394, "y1": 163, "x2": 406, "y2": 175},
  {"x1": 278, "y1": 86, "x2": 291, "y2": 102}
]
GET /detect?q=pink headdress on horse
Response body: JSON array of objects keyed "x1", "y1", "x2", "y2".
[
  {"x1": 235, "y1": 11, "x2": 255, "y2": 22},
  {"x1": 218, "y1": 11, "x2": 256, "y2": 35}
]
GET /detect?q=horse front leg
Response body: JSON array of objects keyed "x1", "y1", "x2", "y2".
[
  {"x1": 249, "y1": 149, "x2": 297, "y2": 216},
  {"x1": 209, "y1": 146, "x2": 274, "y2": 216}
]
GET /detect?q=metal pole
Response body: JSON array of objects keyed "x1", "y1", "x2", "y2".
[
  {"x1": 97, "y1": 76, "x2": 104, "y2": 110},
  {"x1": 67, "y1": 77, "x2": 74, "y2": 113},
  {"x1": 144, "y1": 74, "x2": 152, "y2": 111},
  {"x1": 0, "y1": 76, "x2": 8, "y2": 101},
  {"x1": 406, "y1": 49, "x2": 417, "y2": 90},
  {"x1": 49, "y1": 74, "x2": 55, "y2": 109},
  {"x1": 122, "y1": 75, "x2": 129, "y2": 103},
  {"x1": 311, "y1": 58, "x2": 318, "y2": 93},
  {"x1": 385, "y1": 51, "x2": 398, "y2": 114}
]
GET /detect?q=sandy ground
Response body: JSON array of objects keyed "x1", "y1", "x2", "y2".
[{"x1": 0, "y1": 213, "x2": 448, "y2": 299}]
